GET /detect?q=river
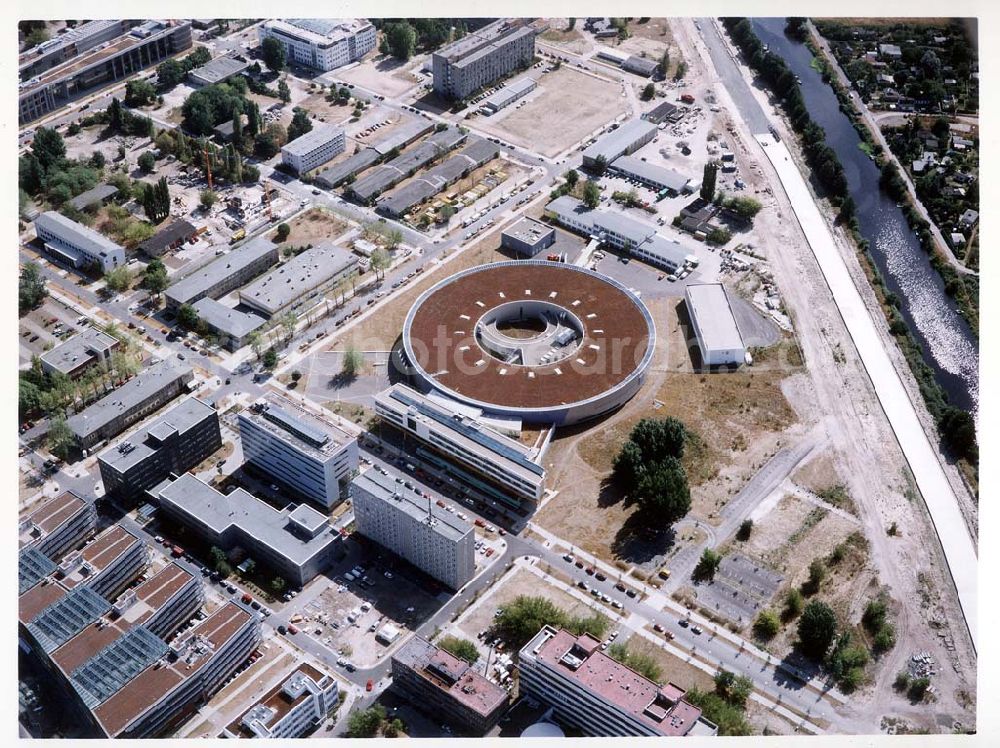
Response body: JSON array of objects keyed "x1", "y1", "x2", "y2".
[{"x1": 751, "y1": 18, "x2": 979, "y2": 421}]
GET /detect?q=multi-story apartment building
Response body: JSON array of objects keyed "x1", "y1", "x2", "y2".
[
  {"x1": 281, "y1": 124, "x2": 346, "y2": 175},
  {"x1": 391, "y1": 636, "x2": 507, "y2": 734},
  {"x1": 350, "y1": 468, "x2": 475, "y2": 590},
  {"x1": 518, "y1": 626, "x2": 718, "y2": 737},
  {"x1": 19, "y1": 21, "x2": 192, "y2": 124},
  {"x1": 164, "y1": 235, "x2": 279, "y2": 312},
  {"x1": 238, "y1": 394, "x2": 359, "y2": 509},
  {"x1": 373, "y1": 384, "x2": 546, "y2": 508},
  {"x1": 67, "y1": 358, "x2": 194, "y2": 451},
  {"x1": 18, "y1": 491, "x2": 97, "y2": 563},
  {"x1": 258, "y1": 19, "x2": 376, "y2": 72},
  {"x1": 34, "y1": 211, "x2": 126, "y2": 273},
  {"x1": 432, "y1": 19, "x2": 536, "y2": 100},
  {"x1": 97, "y1": 397, "x2": 222, "y2": 504},
  {"x1": 223, "y1": 664, "x2": 339, "y2": 738},
  {"x1": 155, "y1": 474, "x2": 342, "y2": 587},
  {"x1": 39, "y1": 327, "x2": 120, "y2": 379}
]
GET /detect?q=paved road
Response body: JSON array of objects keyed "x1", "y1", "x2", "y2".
[{"x1": 698, "y1": 19, "x2": 772, "y2": 135}]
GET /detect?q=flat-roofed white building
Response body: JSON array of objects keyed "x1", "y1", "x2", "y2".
[
  {"x1": 40, "y1": 327, "x2": 120, "y2": 378},
  {"x1": 238, "y1": 394, "x2": 360, "y2": 509},
  {"x1": 281, "y1": 124, "x2": 346, "y2": 175},
  {"x1": 373, "y1": 384, "x2": 546, "y2": 508},
  {"x1": 223, "y1": 664, "x2": 339, "y2": 738},
  {"x1": 238, "y1": 242, "x2": 358, "y2": 318},
  {"x1": 258, "y1": 19, "x2": 376, "y2": 72},
  {"x1": 684, "y1": 283, "x2": 746, "y2": 367},
  {"x1": 35, "y1": 211, "x2": 126, "y2": 273},
  {"x1": 350, "y1": 469, "x2": 475, "y2": 590}
]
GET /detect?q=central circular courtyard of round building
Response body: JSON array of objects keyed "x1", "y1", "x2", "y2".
[{"x1": 402, "y1": 261, "x2": 656, "y2": 425}]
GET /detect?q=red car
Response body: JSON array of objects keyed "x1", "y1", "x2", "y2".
[{"x1": 366, "y1": 679, "x2": 374, "y2": 692}]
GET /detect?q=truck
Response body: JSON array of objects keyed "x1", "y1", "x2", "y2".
[
  {"x1": 680, "y1": 93, "x2": 696, "y2": 105},
  {"x1": 171, "y1": 546, "x2": 184, "y2": 558},
  {"x1": 229, "y1": 228, "x2": 246, "y2": 244}
]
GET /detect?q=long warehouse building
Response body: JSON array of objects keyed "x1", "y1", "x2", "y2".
[
  {"x1": 238, "y1": 242, "x2": 358, "y2": 318},
  {"x1": 164, "y1": 235, "x2": 279, "y2": 312},
  {"x1": 683, "y1": 283, "x2": 746, "y2": 367},
  {"x1": 34, "y1": 211, "x2": 126, "y2": 273}
]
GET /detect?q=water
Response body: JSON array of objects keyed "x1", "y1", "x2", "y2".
[{"x1": 752, "y1": 18, "x2": 979, "y2": 421}]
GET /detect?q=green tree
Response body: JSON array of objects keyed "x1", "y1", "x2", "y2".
[
  {"x1": 125, "y1": 78, "x2": 157, "y2": 107},
  {"x1": 798, "y1": 600, "x2": 838, "y2": 660},
  {"x1": 277, "y1": 78, "x2": 291, "y2": 104},
  {"x1": 142, "y1": 258, "x2": 169, "y2": 296},
  {"x1": 200, "y1": 189, "x2": 218, "y2": 209},
  {"x1": 582, "y1": 179, "x2": 601, "y2": 208},
  {"x1": 103, "y1": 266, "x2": 132, "y2": 293},
  {"x1": 342, "y1": 345, "x2": 364, "y2": 377},
  {"x1": 564, "y1": 169, "x2": 579, "y2": 190},
  {"x1": 493, "y1": 595, "x2": 608, "y2": 651},
  {"x1": 261, "y1": 36, "x2": 286, "y2": 72},
  {"x1": 674, "y1": 61, "x2": 688, "y2": 80},
  {"x1": 370, "y1": 248, "x2": 390, "y2": 280},
  {"x1": 209, "y1": 546, "x2": 228, "y2": 571},
  {"x1": 275, "y1": 222, "x2": 291, "y2": 242},
  {"x1": 634, "y1": 456, "x2": 690, "y2": 523},
  {"x1": 25, "y1": 27, "x2": 50, "y2": 48},
  {"x1": 32, "y1": 127, "x2": 66, "y2": 173},
  {"x1": 753, "y1": 609, "x2": 780, "y2": 640},
  {"x1": 438, "y1": 636, "x2": 480, "y2": 664},
  {"x1": 247, "y1": 331, "x2": 264, "y2": 360},
  {"x1": 726, "y1": 196, "x2": 762, "y2": 221},
  {"x1": 701, "y1": 161, "x2": 718, "y2": 202},
  {"x1": 270, "y1": 576, "x2": 286, "y2": 594},
  {"x1": 291, "y1": 370, "x2": 302, "y2": 383},
  {"x1": 383, "y1": 718, "x2": 405, "y2": 737},
  {"x1": 19, "y1": 263, "x2": 47, "y2": 314},
  {"x1": 46, "y1": 416, "x2": 75, "y2": 460},
  {"x1": 803, "y1": 557, "x2": 827, "y2": 594},
  {"x1": 693, "y1": 548, "x2": 722, "y2": 581},
  {"x1": 287, "y1": 107, "x2": 313, "y2": 142},
  {"x1": 736, "y1": 519, "x2": 753, "y2": 541},
  {"x1": 784, "y1": 588, "x2": 804, "y2": 620},
  {"x1": 254, "y1": 132, "x2": 280, "y2": 159},
  {"x1": 262, "y1": 348, "x2": 278, "y2": 370},
  {"x1": 239, "y1": 558, "x2": 256, "y2": 578},
  {"x1": 177, "y1": 303, "x2": 200, "y2": 330},
  {"x1": 279, "y1": 311, "x2": 298, "y2": 341},
  {"x1": 657, "y1": 48, "x2": 671, "y2": 77},
  {"x1": 592, "y1": 154, "x2": 608, "y2": 176},
  {"x1": 385, "y1": 22, "x2": 417, "y2": 61},
  {"x1": 684, "y1": 687, "x2": 752, "y2": 736},
  {"x1": 607, "y1": 643, "x2": 663, "y2": 683},
  {"x1": 641, "y1": 82, "x2": 656, "y2": 101},
  {"x1": 347, "y1": 705, "x2": 386, "y2": 738},
  {"x1": 138, "y1": 151, "x2": 156, "y2": 173},
  {"x1": 156, "y1": 58, "x2": 186, "y2": 89}
]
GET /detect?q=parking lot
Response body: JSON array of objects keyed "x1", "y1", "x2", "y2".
[{"x1": 692, "y1": 552, "x2": 783, "y2": 627}]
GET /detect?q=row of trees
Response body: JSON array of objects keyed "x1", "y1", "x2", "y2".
[
  {"x1": 491, "y1": 595, "x2": 610, "y2": 651},
  {"x1": 612, "y1": 417, "x2": 692, "y2": 526},
  {"x1": 19, "y1": 263, "x2": 47, "y2": 316},
  {"x1": 156, "y1": 46, "x2": 212, "y2": 90}
]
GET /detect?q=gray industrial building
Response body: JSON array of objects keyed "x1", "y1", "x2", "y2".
[
  {"x1": 188, "y1": 55, "x2": 249, "y2": 86},
  {"x1": 432, "y1": 19, "x2": 536, "y2": 101},
  {"x1": 376, "y1": 136, "x2": 499, "y2": 217},
  {"x1": 190, "y1": 298, "x2": 267, "y2": 351},
  {"x1": 68, "y1": 183, "x2": 119, "y2": 211},
  {"x1": 67, "y1": 358, "x2": 194, "y2": 451},
  {"x1": 480, "y1": 76, "x2": 537, "y2": 113},
  {"x1": 501, "y1": 216, "x2": 556, "y2": 256},
  {"x1": 34, "y1": 211, "x2": 126, "y2": 273},
  {"x1": 281, "y1": 124, "x2": 346, "y2": 175},
  {"x1": 314, "y1": 149, "x2": 382, "y2": 189},
  {"x1": 642, "y1": 101, "x2": 682, "y2": 125},
  {"x1": 623, "y1": 55, "x2": 659, "y2": 78},
  {"x1": 40, "y1": 327, "x2": 120, "y2": 378},
  {"x1": 164, "y1": 235, "x2": 279, "y2": 312},
  {"x1": 137, "y1": 219, "x2": 199, "y2": 258},
  {"x1": 347, "y1": 127, "x2": 468, "y2": 204},
  {"x1": 97, "y1": 397, "x2": 222, "y2": 504},
  {"x1": 684, "y1": 283, "x2": 746, "y2": 367},
  {"x1": 582, "y1": 119, "x2": 658, "y2": 168},
  {"x1": 238, "y1": 242, "x2": 358, "y2": 318},
  {"x1": 607, "y1": 155, "x2": 690, "y2": 194},
  {"x1": 19, "y1": 21, "x2": 192, "y2": 124},
  {"x1": 238, "y1": 394, "x2": 359, "y2": 509},
  {"x1": 155, "y1": 473, "x2": 342, "y2": 587},
  {"x1": 351, "y1": 468, "x2": 475, "y2": 590}
]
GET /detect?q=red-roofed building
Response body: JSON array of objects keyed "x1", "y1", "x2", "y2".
[{"x1": 518, "y1": 626, "x2": 718, "y2": 737}]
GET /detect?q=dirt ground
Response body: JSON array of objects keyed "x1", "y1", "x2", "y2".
[
  {"x1": 279, "y1": 207, "x2": 350, "y2": 246},
  {"x1": 472, "y1": 66, "x2": 627, "y2": 157},
  {"x1": 537, "y1": 21, "x2": 591, "y2": 55},
  {"x1": 336, "y1": 56, "x2": 425, "y2": 99}
]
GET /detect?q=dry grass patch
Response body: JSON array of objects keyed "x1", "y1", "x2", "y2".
[
  {"x1": 624, "y1": 635, "x2": 716, "y2": 691},
  {"x1": 279, "y1": 207, "x2": 350, "y2": 246}
]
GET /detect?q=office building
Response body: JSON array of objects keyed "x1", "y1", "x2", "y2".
[
  {"x1": 374, "y1": 384, "x2": 546, "y2": 507},
  {"x1": 238, "y1": 242, "x2": 358, "y2": 318},
  {"x1": 281, "y1": 124, "x2": 346, "y2": 175},
  {"x1": 97, "y1": 397, "x2": 222, "y2": 504},
  {"x1": 545, "y1": 196, "x2": 698, "y2": 273},
  {"x1": 19, "y1": 20, "x2": 136, "y2": 80},
  {"x1": 582, "y1": 119, "x2": 657, "y2": 168},
  {"x1": 20, "y1": 21, "x2": 192, "y2": 124},
  {"x1": 432, "y1": 19, "x2": 536, "y2": 100},
  {"x1": 67, "y1": 358, "x2": 194, "y2": 451},
  {"x1": 238, "y1": 394, "x2": 359, "y2": 509},
  {"x1": 34, "y1": 211, "x2": 126, "y2": 273},
  {"x1": 258, "y1": 19, "x2": 376, "y2": 72},
  {"x1": 608, "y1": 155, "x2": 690, "y2": 195},
  {"x1": 684, "y1": 283, "x2": 746, "y2": 367},
  {"x1": 223, "y1": 664, "x2": 339, "y2": 738},
  {"x1": 188, "y1": 55, "x2": 250, "y2": 86},
  {"x1": 19, "y1": 491, "x2": 97, "y2": 563},
  {"x1": 40, "y1": 327, "x2": 120, "y2": 379},
  {"x1": 164, "y1": 235, "x2": 279, "y2": 312},
  {"x1": 350, "y1": 468, "x2": 475, "y2": 590},
  {"x1": 501, "y1": 216, "x2": 556, "y2": 256},
  {"x1": 156, "y1": 474, "x2": 342, "y2": 587},
  {"x1": 138, "y1": 219, "x2": 199, "y2": 258},
  {"x1": 519, "y1": 626, "x2": 718, "y2": 737},
  {"x1": 191, "y1": 298, "x2": 267, "y2": 352},
  {"x1": 391, "y1": 636, "x2": 507, "y2": 734}
]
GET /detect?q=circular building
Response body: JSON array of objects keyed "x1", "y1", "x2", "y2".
[
  {"x1": 521, "y1": 721, "x2": 565, "y2": 738},
  {"x1": 402, "y1": 260, "x2": 655, "y2": 426}
]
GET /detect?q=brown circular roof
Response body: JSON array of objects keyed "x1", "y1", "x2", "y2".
[{"x1": 403, "y1": 262, "x2": 654, "y2": 415}]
